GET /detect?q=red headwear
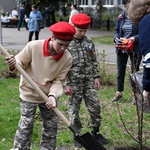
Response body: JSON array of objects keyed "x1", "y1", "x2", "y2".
[
  {"x1": 71, "y1": 13, "x2": 91, "y2": 29},
  {"x1": 49, "y1": 22, "x2": 76, "y2": 41}
]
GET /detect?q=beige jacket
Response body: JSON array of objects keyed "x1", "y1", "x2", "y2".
[{"x1": 15, "y1": 39, "x2": 72, "y2": 103}]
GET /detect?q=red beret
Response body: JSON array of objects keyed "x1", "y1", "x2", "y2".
[
  {"x1": 49, "y1": 22, "x2": 75, "y2": 41},
  {"x1": 71, "y1": 13, "x2": 91, "y2": 29}
]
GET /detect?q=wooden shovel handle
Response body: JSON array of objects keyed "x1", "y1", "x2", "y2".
[{"x1": 0, "y1": 44, "x2": 70, "y2": 127}]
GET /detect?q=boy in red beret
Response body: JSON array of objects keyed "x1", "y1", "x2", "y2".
[
  {"x1": 5, "y1": 22, "x2": 75, "y2": 150},
  {"x1": 64, "y1": 13, "x2": 109, "y2": 148}
]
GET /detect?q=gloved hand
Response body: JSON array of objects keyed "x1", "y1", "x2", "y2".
[
  {"x1": 46, "y1": 95, "x2": 56, "y2": 109},
  {"x1": 115, "y1": 38, "x2": 122, "y2": 44}
]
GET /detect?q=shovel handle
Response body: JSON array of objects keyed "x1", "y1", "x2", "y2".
[{"x1": 0, "y1": 44, "x2": 70, "y2": 127}]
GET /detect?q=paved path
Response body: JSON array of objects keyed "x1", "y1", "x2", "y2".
[{"x1": 1, "y1": 27, "x2": 116, "y2": 63}]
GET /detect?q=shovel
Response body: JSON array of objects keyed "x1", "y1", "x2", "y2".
[{"x1": 0, "y1": 45, "x2": 106, "y2": 150}]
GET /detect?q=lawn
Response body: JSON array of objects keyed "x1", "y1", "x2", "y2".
[
  {"x1": 92, "y1": 36, "x2": 114, "y2": 45},
  {"x1": 0, "y1": 47, "x2": 150, "y2": 150}
]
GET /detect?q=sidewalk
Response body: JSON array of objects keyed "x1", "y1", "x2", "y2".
[{"x1": 1, "y1": 27, "x2": 116, "y2": 64}]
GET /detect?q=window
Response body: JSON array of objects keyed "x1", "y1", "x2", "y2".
[
  {"x1": 103, "y1": 0, "x2": 114, "y2": 5},
  {"x1": 110, "y1": 0, "x2": 114, "y2": 5},
  {"x1": 78, "y1": 0, "x2": 88, "y2": 5},
  {"x1": 92, "y1": 0, "x2": 95, "y2": 5},
  {"x1": 117, "y1": 0, "x2": 122, "y2": 5},
  {"x1": 85, "y1": 0, "x2": 88, "y2": 5},
  {"x1": 78, "y1": 0, "x2": 81, "y2": 5},
  {"x1": 103, "y1": 0, "x2": 106, "y2": 5}
]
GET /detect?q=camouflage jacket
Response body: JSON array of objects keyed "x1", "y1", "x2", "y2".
[{"x1": 67, "y1": 36, "x2": 100, "y2": 85}]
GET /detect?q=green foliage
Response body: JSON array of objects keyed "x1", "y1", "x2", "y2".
[
  {"x1": 96, "y1": 49, "x2": 114, "y2": 85},
  {"x1": 101, "y1": 6, "x2": 123, "y2": 20},
  {"x1": 84, "y1": 7, "x2": 96, "y2": 16}
]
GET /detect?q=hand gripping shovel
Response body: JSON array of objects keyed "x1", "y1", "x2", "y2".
[{"x1": 0, "y1": 45, "x2": 106, "y2": 150}]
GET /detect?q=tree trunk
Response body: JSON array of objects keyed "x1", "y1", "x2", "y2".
[{"x1": 95, "y1": 0, "x2": 103, "y2": 19}]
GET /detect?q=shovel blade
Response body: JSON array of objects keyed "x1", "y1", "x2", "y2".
[{"x1": 74, "y1": 132, "x2": 106, "y2": 150}]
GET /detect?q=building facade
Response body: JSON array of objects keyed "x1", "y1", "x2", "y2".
[{"x1": 74, "y1": 0, "x2": 124, "y2": 8}]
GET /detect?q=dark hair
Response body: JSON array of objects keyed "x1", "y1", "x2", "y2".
[
  {"x1": 127, "y1": 0, "x2": 150, "y2": 25},
  {"x1": 73, "y1": 4, "x2": 77, "y2": 9},
  {"x1": 32, "y1": 4, "x2": 37, "y2": 10},
  {"x1": 122, "y1": 0, "x2": 130, "y2": 5}
]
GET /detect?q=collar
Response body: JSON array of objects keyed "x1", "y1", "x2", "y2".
[{"x1": 43, "y1": 38, "x2": 64, "y2": 61}]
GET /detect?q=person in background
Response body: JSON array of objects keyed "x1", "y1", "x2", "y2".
[
  {"x1": 79, "y1": 7, "x2": 84, "y2": 13},
  {"x1": 69, "y1": 4, "x2": 79, "y2": 25},
  {"x1": 59, "y1": 6, "x2": 63, "y2": 21},
  {"x1": 64, "y1": 13, "x2": 109, "y2": 149},
  {"x1": 50, "y1": 5, "x2": 56, "y2": 25},
  {"x1": 5, "y1": 21, "x2": 75, "y2": 150},
  {"x1": 112, "y1": 0, "x2": 142, "y2": 103},
  {"x1": 25, "y1": 3, "x2": 32, "y2": 18},
  {"x1": 43, "y1": 6, "x2": 51, "y2": 27},
  {"x1": 28, "y1": 4, "x2": 43, "y2": 42},
  {"x1": 17, "y1": 4, "x2": 28, "y2": 31},
  {"x1": 11, "y1": 7, "x2": 18, "y2": 19},
  {"x1": 127, "y1": 0, "x2": 150, "y2": 106}
]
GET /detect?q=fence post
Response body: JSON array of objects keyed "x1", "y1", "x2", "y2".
[{"x1": 106, "y1": 18, "x2": 110, "y2": 31}]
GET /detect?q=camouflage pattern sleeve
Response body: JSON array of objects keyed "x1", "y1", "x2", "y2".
[
  {"x1": 89, "y1": 39, "x2": 100, "y2": 79},
  {"x1": 66, "y1": 36, "x2": 100, "y2": 86}
]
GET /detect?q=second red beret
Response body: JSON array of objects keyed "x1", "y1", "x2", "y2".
[{"x1": 71, "y1": 13, "x2": 91, "y2": 29}]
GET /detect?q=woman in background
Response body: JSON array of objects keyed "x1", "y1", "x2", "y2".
[
  {"x1": 28, "y1": 4, "x2": 43, "y2": 42},
  {"x1": 69, "y1": 4, "x2": 79, "y2": 25},
  {"x1": 127, "y1": 0, "x2": 150, "y2": 106},
  {"x1": 112, "y1": 0, "x2": 142, "y2": 103}
]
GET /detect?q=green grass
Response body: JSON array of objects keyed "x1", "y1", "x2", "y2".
[
  {"x1": 0, "y1": 77, "x2": 20, "y2": 149},
  {"x1": 0, "y1": 49, "x2": 150, "y2": 150},
  {"x1": 91, "y1": 36, "x2": 114, "y2": 45},
  {"x1": 0, "y1": 56, "x2": 9, "y2": 75}
]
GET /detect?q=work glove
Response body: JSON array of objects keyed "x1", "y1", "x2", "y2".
[{"x1": 115, "y1": 38, "x2": 122, "y2": 44}]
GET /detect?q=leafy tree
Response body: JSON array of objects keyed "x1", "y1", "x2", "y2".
[
  {"x1": 95, "y1": 0, "x2": 103, "y2": 19},
  {"x1": 19, "y1": 0, "x2": 70, "y2": 7}
]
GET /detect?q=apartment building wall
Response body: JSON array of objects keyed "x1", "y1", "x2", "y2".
[{"x1": 73, "y1": 0, "x2": 123, "y2": 8}]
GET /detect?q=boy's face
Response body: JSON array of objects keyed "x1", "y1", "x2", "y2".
[
  {"x1": 52, "y1": 37, "x2": 71, "y2": 54},
  {"x1": 75, "y1": 27, "x2": 87, "y2": 39}
]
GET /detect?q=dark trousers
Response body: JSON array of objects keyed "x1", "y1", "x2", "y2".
[
  {"x1": 28, "y1": 31, "x2": 39, "y2": 42},
  {"x1": 117, "y1": 51, "x2": 142, "y2": 92},
  {"x1": 18, "y1": 19, "x2": 28, "y2": 30},
  {"x1": 45, "y1": 17, "x2": 50, "y2": 27}
]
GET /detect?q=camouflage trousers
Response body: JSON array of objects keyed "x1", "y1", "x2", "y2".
[
  {"x1": 13, "y1": 99, "x2": 58, "y2": 150},
  {"x1": 68, "y1": 86, "x2": 102, "y2": 132}
]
